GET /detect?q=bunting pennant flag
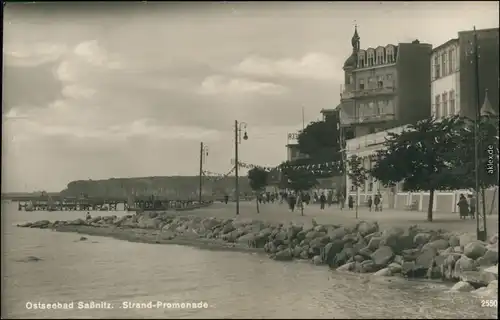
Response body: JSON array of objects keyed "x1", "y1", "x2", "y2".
[
  {"x1": 234, "y1": 159, "x2": 345, "y2": 175},
  {"x1": 202, "y1": 166, "x2": 236, "y2": 182}
]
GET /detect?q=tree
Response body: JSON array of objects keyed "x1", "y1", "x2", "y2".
[
  {"x1": 347, "y1": 155, "x2": 368, "y2": 219},
  {"x1": 452, "y1": 114, "x2": 499, "y2": 215},
  {"x1": 280, "y1": 160, "x2": 318, "y2": 216},
  {"x1": 247, "y1": 167, "x2": 269, "y2": 213},
  {"x1": 370, "y1": 116, "x2": 464, "y2": 222},
  {"x1": 297, "y1": 114, "x2": 341, "y2": 162}
]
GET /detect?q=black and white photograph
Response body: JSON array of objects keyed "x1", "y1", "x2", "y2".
[{"x1": 2, "y1": 1, "x2": 499, "y2": 319}]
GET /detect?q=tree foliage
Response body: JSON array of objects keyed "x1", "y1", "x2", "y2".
[
  {"x1": 297, "y1": 114, "x2": 341, "y2": 162},
  {"x1": 451, "y1": 115, "x2": 499, "y2": 190},
  {"x1": 370, "y1": 116, "x2": 464, "y2": 221},
  {"x1": 247, "y1": 167, "x2": 269, "y2": 192},
  {"x1": 280, "y1": 160, "x2": 318, "y2": 192}
]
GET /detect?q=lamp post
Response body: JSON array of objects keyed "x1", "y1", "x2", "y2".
[
  {"x1": 198, "y1": 142, "x2": 209, "y2": 204},
  {"x1": 468, "y1": 26, "x2": 487, "y2": 241},
  {"x1": 234, "y1": 120, "x2": 248, "y2": 215}
]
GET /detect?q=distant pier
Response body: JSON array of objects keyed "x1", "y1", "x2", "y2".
[{"x1": 10, "y1": 195, "x2": 206, "y2": 212}]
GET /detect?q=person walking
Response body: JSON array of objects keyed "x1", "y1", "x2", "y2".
[
  {"x1": 339, "y1": 193, "x2": 345, "y2": 210},
  {"x1": 373, "y1": 194, "x2": 380, "y2": 212},
  {"x1": 468, "y1": 194, "x2": 476, "y2": 219},
  {"x1": 327, "y1": 191, "x2": 333, "y2": 207},
  {"x1": 319, "y1": 193, "x2": 326, "y2": 210},
  {"x1": 378, "y1": 192, "x2": 383, "y2": 212},
  {"x1": 457, "y1": 194, "x2": 469, "y2": 219},
  {"x1": 288, "y1": 193, "x2": 296, "y2": 212},
  {"x1": 348, "y1": 195, "x2": 354, "y2": 210},
  {"x1": 367, "y1": 196, "x2": 373, "y2": 212}
]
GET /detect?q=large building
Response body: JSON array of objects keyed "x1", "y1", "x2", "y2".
[
  {"x1": 344, "y1": 28, "x2": 498, "y2": 213},
  {"x1": 431, "y1": 27, "x2": 499, "y2": 120},
  {"x1": 339, "y1": 26, "x2": 432, "y2": 137}
]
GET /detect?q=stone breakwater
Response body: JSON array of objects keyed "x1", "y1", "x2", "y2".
[{"x1": 18, "y1": 212, "x2": 498, "y2": 297}]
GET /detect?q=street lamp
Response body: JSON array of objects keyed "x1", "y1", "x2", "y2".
[
  {"x1": 467, "y1": 26, "x2": 487, "y2": 241},
  {"x1": 198, "y1": 142, "x2": 209, "y2": 204},
  {"x1": 235, "y1": 120, "x2": 248, "y2": 215}
]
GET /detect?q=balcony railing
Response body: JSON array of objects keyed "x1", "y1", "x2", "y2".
[
  {"x1": 341, "y1": 113, "x2": 396, "y2": 125},
  {"x1": 341, "y1": 82, "x2": 397, "y2": 100}
]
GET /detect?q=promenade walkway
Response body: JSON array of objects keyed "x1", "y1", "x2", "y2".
[{"x1": 187, "y1": 202, "x2": 499, "y2": 235}]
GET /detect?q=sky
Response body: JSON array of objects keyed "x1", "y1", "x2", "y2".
[{"x1": 2, "y1": 1, "x2": 499, "y2": 192}]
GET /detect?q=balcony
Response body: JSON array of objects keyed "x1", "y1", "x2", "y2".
[
  {"x1": 341, "y1": 113, "x2": 396, "y2": 125},
  {"x1": 341, "y1": 82, "x2": 397, "y2": 100}
]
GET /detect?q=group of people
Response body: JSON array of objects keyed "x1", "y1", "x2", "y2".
[
  {"x1": 457, "y1": 193, "x2": 477, "y2": 219},
  {"x1": 366, "y1": 193, "x2": 383, "y2": 211}
]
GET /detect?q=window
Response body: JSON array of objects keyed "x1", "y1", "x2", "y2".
[
  {"x1": 449, "y1": 90, "x2": 456, "y2": 115},
  {"x1": 442, "y1": 53, "x2": 447, "y2": 77},
  {"x1": 434, "y1": 55, "x2": 440, "y2": 79},
  {"x1": 377, "y1": 75, "x2": 384, "y2": 88},
  {"x1": 376, "y1": 49, "x2": 384, "y2": 64},
  {"x1": 386, "y1": 46, "x2": 395, "y2": 63},
  {"x1": 358, "y1": 54, "x2": 365, "y2": 68},
  {"x1": 435, "y1": 95, "x2": 441, "y2": 118},
  {"x1": 368, "y1": 77, "x2": 375, "y2": 88},
  {"x1": 359, "y1": 78, "x2": 365, "y2": 90},
  {"x1": 442, "y1": 93, "x2": 448, "y2": 117},
  {"x1": 377, "y1": 100, "x2": 388, "y2": 115},
  {"x1": 448, "y1": 49, "x2": 454, "y2": 74},
  {"x1": 367, "y1": 51, "x2": 375, "y2": 66}
]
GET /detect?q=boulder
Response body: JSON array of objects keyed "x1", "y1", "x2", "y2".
[
  {"x1": 450, "y1": 281, "x2": 475, "y2": 292},
  {"x1": 17, "y1": 222, "x2": 33, "y2": 228},
  {"x1": 274, "y1": 230, "x2": 288, "y2": 242},
  {"x1": 67, "y1": 219, "x2": 86, "y2": 226},
  {"x1": 264, "y1": 242, "x2": 278, "y2": 254},
  {"x1": 367, "y1": 237, "x2": 382, "y2": 251},
  {"x1": 336, "y1": 262, "x2": 355, "y2": 272},
  {"x1": 413, "y1": 233, "x2": 432, "y2": 246},
  {"x1": 202, "y1": 218, "x2": 220, "y2": 231},
  {"x1": 388, "y1": 262, "x2": 402, "y2": 274},
  {"x1": 90, "y1": 216, "x2": 102, "y2": 223},
  {"x1": 312, "y1": 255, "x2": 323, "y2": 265},
  {"x1": 460, "y1": 270, "x2": 498, "y2": 288},
  {"x1": 472, "y1": 286, "x2": 498, "y2": 298},
  {"x1": 299, "y1": 249, "x2": 310, "y2": 260},
  {"x1": 371, "y1": 246, "x2": 394, "y2": 267},
  {"x1": 464, "y1": 242, "x2": 487, "y2": 259},
  {"x1": 236, "y1": 233, "x2": 257, "y2": 246},
  {"x1": 328, "y1": 227, "x2": 347, "y2": 241},
  {"x1": 320, "y1": 240, "x2": 344, "y2": 265},
  {"x1": 287, "y1": 225, "x2": 303, "y2": 240},
  {"x1": 292, "y1": 246, "x2": 303, "y2": 258},
  {"x1": 489, "y1": 233, "x2": 498, "y2": 245},
  {"x1": 364, "y1": 231, "x2": 382, "y2": 243},
  {"x1": 221, "y1": 222, "x2": 235, "y2": 234},
  {"x1": 314, "y1": 225, "x2": 326, "y2": 233},
  {"x1": 379, "y1": 226, "x2": 417, "y2": 254},
  {"x1": 156, "y1": 230, "x2": 176, "y2": 241},
  {"x1": 358, "y1": 247, "x2": 373, "y2": 259},
  {"x1": 137, "y1": 218, "x2": 162, "y2": 230},
  {"x1": 359, "y1": 260, "x2": 376, "y2": 273},
  {"x1": 415, "y1": 247, "x2": 437, "y2": 270},
  {"x1": 424, "y1": 239, "x2": 449, "y2": 251},
  {"x1": 453, "y1": 255, "x2": 477, "y2": 279},
  {"x1": 354, "y1": 255, "x2": 365, "y2": 262},
  {"x1": 273, "y1": 249, "x2": 293, "y2": 261},
  {"x1": 393, "y1": 255, "x2": 404, "y2": 265},
  {"x1": 373, "y1": 268, "x2": 392, "y2": 277},
  {"x1": 333, "y1": 248, "x2": 354, "y2": 267},
  {"x1": 357, "y1": 221, "x2": 379, "y2": 236},
  {"x1": 459, "y1": 233, "x2": 476, "y2": 247},
  {"x1": 448, "y1": 235, "x2": 460, "y2": 247},
  {"x1": 476, "y1": 249, "x2": 498, "y2": 266},
  {"x1": 483, "y1": 264, "x2": 498, "y2": 276}
]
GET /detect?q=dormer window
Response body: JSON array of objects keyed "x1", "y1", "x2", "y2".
[
  {"x1": 376, "y1": 48, "x2": 385, "y2": 64},
  {"x1": 386, "y1": 46, "x2": 395, "y2": 63},
  {"x1": 358, "y1": 51, "x2": 366, "y2": 68},
  {"x1": 367, "y1": 50, "x2": 375, "y2": 66}
]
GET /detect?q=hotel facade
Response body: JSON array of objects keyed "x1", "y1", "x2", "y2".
[{"x1": 344, "y1": 27, "x2": 498, "y2": 214}]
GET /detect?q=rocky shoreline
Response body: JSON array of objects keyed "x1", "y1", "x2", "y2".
[{"x1": 18, "y1": 212, "x2": 498, "y2": 298}]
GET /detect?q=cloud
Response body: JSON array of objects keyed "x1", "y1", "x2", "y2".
[
  {"x1": 3, "y1": 43, "x2": 68, "y2": 67},
  {"x1": 233, "y1": 52, "x2": 341, "y2": 81},
  {"x1": 198, "y1": 75, "x2": 287, "y2": 95},
  {"x1": 73, "y1": 40, "x2": 123, "y2": 69},
  {"x1": 61, "y1": 84, "x2": 96, "y2": 99}
]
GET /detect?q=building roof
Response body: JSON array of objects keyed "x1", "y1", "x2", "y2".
[{"x1": 432, "y1": 38, "x2": 458, "y2": 53}]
